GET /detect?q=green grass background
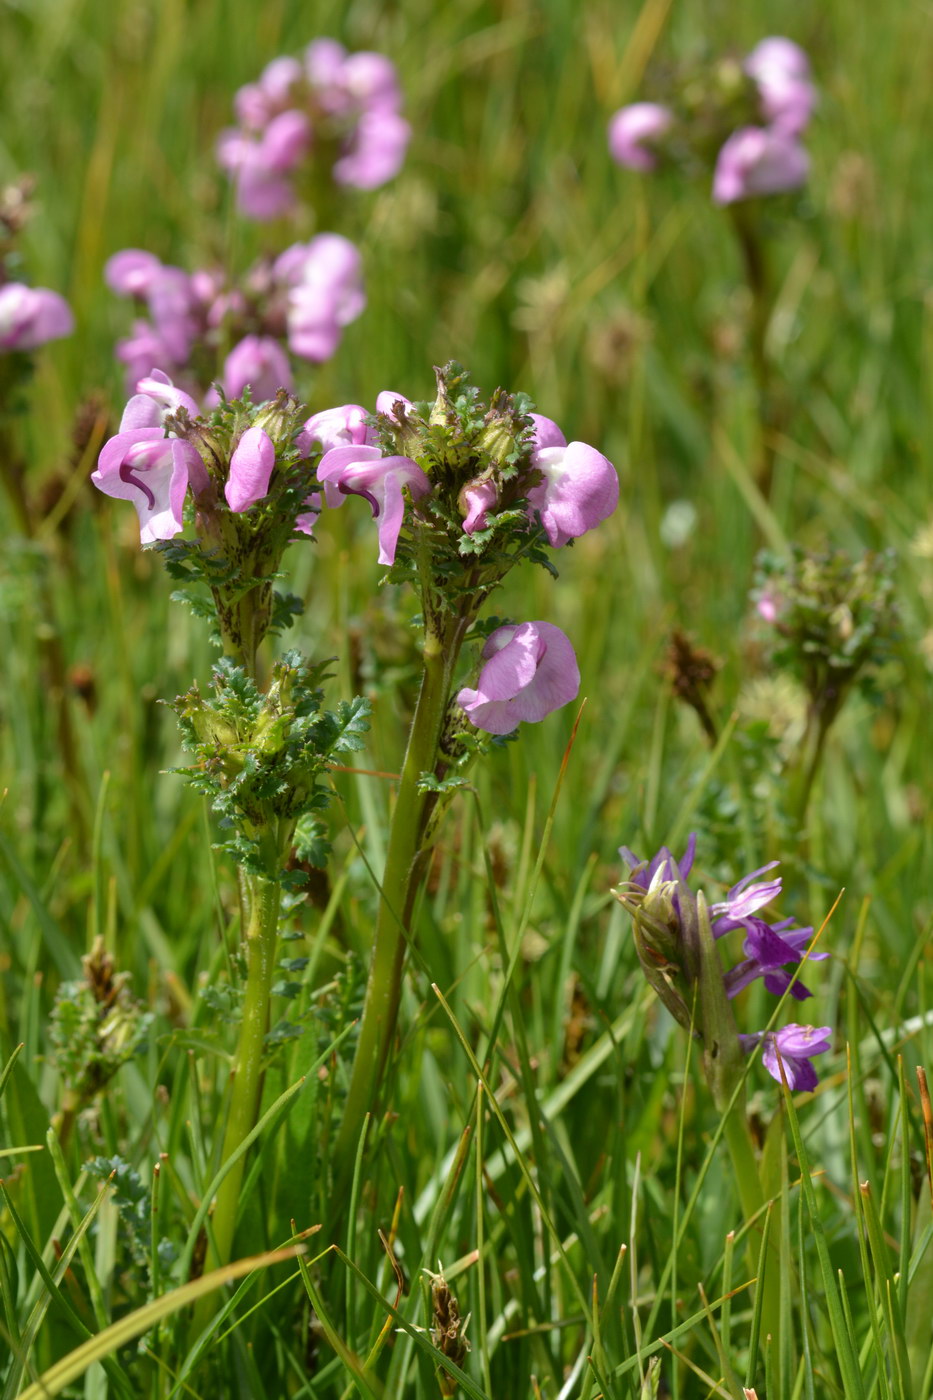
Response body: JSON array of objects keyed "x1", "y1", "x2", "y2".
[{"x1": 1, "y1": 0, "x2": 933, "y2": 1396}]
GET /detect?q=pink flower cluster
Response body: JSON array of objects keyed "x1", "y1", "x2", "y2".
[
  {"x1": 310, "y1": 398, "x2": 618, "y2": 566},
  {"x1": 105, "y1": 235, "x2": 364, "y2": 399},
  {"x1": 94, "y1": 378, "x2": 617, "y2": 737},
  {"x1": 608, "y1": 37, "x2": 815, "y2": 205},
  {"x1": 0, "y1": 281, "x2": 73, "y2": 352},
  {"x1": 218, "y1": 39, "x2": 411, "y2": 220}
]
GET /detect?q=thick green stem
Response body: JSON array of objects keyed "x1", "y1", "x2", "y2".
[
  {"x1": 331, "y1": 623, "x2": 460, "y2": 1186},
  {"x1": 207, "y1": 865, "x2": 283, "y2": 1270},
  {"x1": 696, "y1": 893, "x2": 782, "y2": 1376},
  {"x1": 721, "y1": 1105, "x2": 784, "y2": 1383}
]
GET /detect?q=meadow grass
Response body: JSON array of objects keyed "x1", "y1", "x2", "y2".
[{"x1": 1, "y1": 0, "x2": 933, "y2": 1396}]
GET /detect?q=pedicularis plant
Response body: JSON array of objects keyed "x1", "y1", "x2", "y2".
[{"x1": 90, "y1": 357, "x2": 618, "y2": 1256}]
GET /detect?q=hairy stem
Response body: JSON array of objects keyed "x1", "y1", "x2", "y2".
[
  {"x1": 207, "y1": 863, "x2": 283, "y2": 1269},
  {"x1": 331, "y1": 621, "x2": 461, "y2": 1187}
]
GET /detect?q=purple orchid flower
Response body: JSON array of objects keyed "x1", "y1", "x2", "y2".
[
  {"x1": 712, "y1": 125, "x2": 809, "y2": 204},
  {"x1": 91, "y1": 371, "x2": 208, "y2": 543},
  {"x1": 724, "y1": 917, "x2": 827, "y2": 1000},
  {"x1": 317, "y1": 443, "x2": 430, "y2": 564},
  {"x1": 712, "y1": 859, "x2": 827, "y2": 999},
  {"x1": 457, "y1": 621, "x2": 580, "y2": 735},
  {"x1": 526, "y1": 417, "x2": 619, "y2": 547},
  {"x1": 741, "y1": 1023, "x2": 832, "y2": 1092},
  {"x1": 711, "y1": 863, "x2": 783, "y2": 930},
  {"x1": 225, "y1": 426, "x2": 276, "y2": 512},
  {"x1": 607, "y1": 102, "x2": 675, "y2": 172},
  {"x1": 619, "y1": 835, "x2": 697, "y2": 892},
  {"x1": 0, "y1": 283, "x2": 74, "y2": 352}
]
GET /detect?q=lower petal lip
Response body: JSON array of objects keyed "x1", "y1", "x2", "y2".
[{"x1": 119, "y1": 465, "x2": 156, "y2": 509}]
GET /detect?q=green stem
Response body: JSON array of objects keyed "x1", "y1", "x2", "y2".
[
  {"x1": 696, "y1": 893, "x2": 782, "y2": 1375},
  {"x1": 721, "y1": 1105, "x2": 784, "y2": 1382},
  {"x1": 729, "y1": 204, "x2": 779, "y2": 501},
  {"x1": 783, "y1": 705, "x2": 830, "y2": 835},
  {"x1": 331, "y1": 621, "x2": 461, "y2": 1186},
  {"x1": 207, "y1": 863, "x2": 283, "y2": 1270}
]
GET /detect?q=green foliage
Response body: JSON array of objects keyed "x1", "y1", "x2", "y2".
[
  {"x1": 171, "y1": 652, "x2": 370, "y2": 871},
  {"x1": 2, "y1": 0, "x2": 933, "y2": 1396}
]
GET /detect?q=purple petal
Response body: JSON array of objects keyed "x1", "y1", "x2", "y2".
[
  {"x1": 318, "y1": 443, "x2": 385, "y2": 507},
  {"x1": 333, "y1": 110, "x2": 411, "y2": 188},
  {"x1": 120, "y1": 370, "x2": 200, "y2": 430},
  {"x1": 259, "y1": 55, "x2": 303, "y2": 102},
  {"x1": 376, "y1": 389, "x2": 414, "y2": 421},
  {"x1": 225, "y1": 426, "x2": 276, "y2": 512}
]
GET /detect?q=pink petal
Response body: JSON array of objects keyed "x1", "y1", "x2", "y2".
[
  {"x1": 527, "y1": 441, "x2": 619, "y2": 547},
  {"x1": 225, "y1": 426, "x2": 276, "y2": 512}
]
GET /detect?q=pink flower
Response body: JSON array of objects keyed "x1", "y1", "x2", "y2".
[
  {"x1": 275, "y1": 235, "x2": 365, "y2": 363},
  {"x1": 745, "y1": 38, "x2": 816, "y2": 135},
  {"x1": 115, "y1": 319, "x2": 174, "y2": 389},
  {"x1": 0, "y1": 283, "x2": 74, "y2": 351},
  {"x1": 298, "y1": 404, "x2": 373, "y2": 456},
  {"x1": 341, "y1": 51, "x2": 402, "y2": 112},
  {"x1": 121, "y1": 368, "x2": 200, "y2": 429},
  {"x1": 317, "y1": 444, "x2": 430, "y2": 564},
  {"x1": 607, "y1": 103, "x2": 674, "y2": 172},
  {"x1": 277, "y1": 235, "x2": 365, "y2": 318},
  {"x1": 92, "y1": 432, "x2": 208, "y2": 544},
  {"x1": 259, "y1": 55, "x2": 303, "y2": 104},
  {"x1": 526, "y1": 421, "x2": 619, "y2": 548},
  {"x1": 305, "y1": 38, "x2": 351, "y2": 109},
  {"x1": 457, "y1": 621, "x2": 580, "y2": 735},
  {"x1": 217, "y1": 130, "x2": 302, "y2": 221},
  {"x1": 333, "y1": 109, "x2": 412, "y2": 188},
  {"x1": 712, "y1": 126, "x2": 809, "y2": 204},
  {"x1": 91, "y1": 371, "x2": 209, "y2": 542},
  {"x1": 376, "y1": 389, "x2": 413, "y2": 420},
  {"x1": 225, "y1": 426, "x2": 276, "y2": 512},
  {"x1": 460, "y1": 478, "x2": 498, "y2": 534},
  {"x1": 222, "y1": 335, "x2": 293, "y2": 401},
  {"x1": 146, "y1": 266, "x2": 197, "y2": 363},
  {"x1": 104, "y1": 250, "x2": 165, "y2": 298}
]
